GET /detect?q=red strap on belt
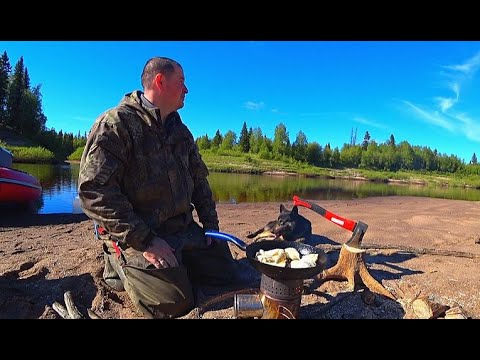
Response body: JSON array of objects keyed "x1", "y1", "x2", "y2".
[
  {"x1": 98, "y1": 226, "x2": 122, "y2": 258},
  {"x1": 111, "y1": 240, "x2": 122, "y2": 258},
  {"x1": 97, "y1": 225, "x2": 121, "y2": 258}
]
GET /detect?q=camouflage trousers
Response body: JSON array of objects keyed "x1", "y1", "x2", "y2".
[{"x1": 102, "y1": 221, "x2": 237, "y2": 319}]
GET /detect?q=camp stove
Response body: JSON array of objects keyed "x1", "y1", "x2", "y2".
[
  {"x1": 204, "y1": 231, "x2": 327, "y2": 319},
  {"x1": 234, "y1": 273, "x2": 306, "y2": 319}
]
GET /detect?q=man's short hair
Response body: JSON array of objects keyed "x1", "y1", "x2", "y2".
[{"x1": 141, "y1": 57, "x2": 182, "y2": 89}]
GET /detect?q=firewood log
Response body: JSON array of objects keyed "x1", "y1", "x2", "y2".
[
  {"x1": 412, "y1": 297, "x2": 449, "y2": 319},
  {"x1": 444, "y1": 306, "x2": 467, "y2": 319}
]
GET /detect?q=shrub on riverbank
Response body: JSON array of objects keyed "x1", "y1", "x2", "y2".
[
  {"x1": 2, "y1": 144, "x2": 55, "y2": 163},
  {"x1": 67, "y1": 147, "x2": 84, "y2": 161}
]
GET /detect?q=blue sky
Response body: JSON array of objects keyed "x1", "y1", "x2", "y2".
[{"x1": 1, "y1": 41, "x2": 479, "y2": 163}]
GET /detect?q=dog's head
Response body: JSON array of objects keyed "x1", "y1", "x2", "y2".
[{"x1": 273, "y1": 204, "x2": 298, "y2": 235}]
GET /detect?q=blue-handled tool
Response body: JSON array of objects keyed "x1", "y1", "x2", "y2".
[{"x1": 205, "y1": 230, "x2": 248, "y2": 251}]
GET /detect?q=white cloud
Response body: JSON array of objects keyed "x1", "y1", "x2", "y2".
[
  {"x1": 405, "y1": 50, "x2": 480, "y2": 143},
  {"x1": 436, "y1": 97, "x2": 455, "y2": 113},
  {"x1": 403, "y1": 101, "x2": 455, "y2": 132},
  {"x1": 433, "y1": 52, "x2": 480, "y2": 114},
  {"x1": 451, "y1": 82, "x2": 460, "y2": 97},
  {"x1": 244, "y1": 101, "x2": 265, "y2": 111},
  {"x1": 353, "y1": 116, "x2": 388, "y2": 130},
  {"x1": 435, "y1": 81, "x2": 460, "y2": 112},
  {"x1": 456, "y1": 113, "x2": 480, "y2": 142},
  {"x1": 443, "y1": 51, "x2": 480, "y2": 75}
]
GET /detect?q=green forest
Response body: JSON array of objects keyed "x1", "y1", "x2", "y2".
[
  {"x1": 0, "y1": 51, "x2": 87, "y2": 162},
  {"x1": 1, "y1": 50, "x2": 479, "y2": 181},
  {"x1": 195, "y1": 121, "x2": 480, "y2": 177}
]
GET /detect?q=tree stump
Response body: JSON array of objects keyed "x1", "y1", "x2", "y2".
[{"x1": 317, "y1": 243, "x2": 396, "y2": 300}]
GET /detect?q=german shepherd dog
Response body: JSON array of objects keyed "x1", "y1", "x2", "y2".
[{"x1": 247, "y1": 204, "x2": 312, "y2": 242}]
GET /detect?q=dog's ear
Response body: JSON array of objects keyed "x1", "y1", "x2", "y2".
[
  {"x1": 280, "y1": 204, "x2": 287, "y2": 213},
  {"x1": 291, "y1": 205, "x2": 298, "y2": 215}
]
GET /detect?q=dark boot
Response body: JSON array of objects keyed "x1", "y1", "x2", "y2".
[{"x1": 103, "y1": 252, "x2": 124, "y2": 292}]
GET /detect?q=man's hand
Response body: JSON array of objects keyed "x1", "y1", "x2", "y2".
[
  {"x1": 206, "y1": 236, "x2": 215, "y2": 247},
  {"x1": 143, "y1": 237, "x2": 179, "y2": 269},
  {"x1": 205, "y1": 229, "x2": 219, "y2": 247}
]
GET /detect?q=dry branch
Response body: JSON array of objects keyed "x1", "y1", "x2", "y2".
[
  {"x1": 87, "y1": 309, "x2": 102, "y2": 319},
  {"x1": 64, "y1": 291, "x2": 84, "y2": 319},
  {"x1": 52, "y1": 302, "x2": 70, "y2": 319}
]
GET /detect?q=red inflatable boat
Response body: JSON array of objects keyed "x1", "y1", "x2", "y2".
[{"x1": 0, "y1": 167, "x2": 42, "y2": 204}]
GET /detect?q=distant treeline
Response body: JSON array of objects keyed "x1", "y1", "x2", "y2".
[
  {"x1": 0, "y1": 50, "x2": 87, "y2": 160},
  {"x1": 196, "y1": 122, "x2": 480, "y2": 176}
]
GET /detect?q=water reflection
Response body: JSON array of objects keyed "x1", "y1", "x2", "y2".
[
  {"x1": 10, "y1": 163, "x2": 480, "y2": 215},
  {"x1": 13, "y1": 163, "x2": 80, "y2": 214},
  {"x1": 208, "y1": 172, "x2": 480, "y2": 203}
]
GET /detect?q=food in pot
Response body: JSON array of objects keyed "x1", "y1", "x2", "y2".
[
  {"x1": 290, "y1": 253, "x2": 318, "y2": 268},
  {"x1": 255, "y1": 248, "x2": 318, "y2": 268},
  {"x1": 284, "y1": 247, "x2": 301, "y2": 261},
  {"x1": 256, "y1": 248, "x2": 287, "y2": 267}
]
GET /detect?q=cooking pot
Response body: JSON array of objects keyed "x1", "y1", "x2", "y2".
[{"x1": 205, "y1": 230, "x2": 327, "y2": 280}]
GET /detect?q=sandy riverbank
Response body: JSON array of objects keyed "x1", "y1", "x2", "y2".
[{"x1": 0, "y1": 196, "x2": 479, "y2": 319}]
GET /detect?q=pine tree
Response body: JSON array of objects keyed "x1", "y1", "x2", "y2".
[
  {"x1": 471, "y1": 153, "x2": 478, "y2": 165},
  {"x1": 238, "y1": 121, "x2": 250, "y2": 153},
  {"x1": 361, "y1": 131, "x2": 371, "y2": 150},
  {"x1": 21, "y1": 84, "x2": 45, "y2": 135},
  {"x1": 0, "y1": 51, "x2": 11, "y2": 125},
  {"x1": 5, "y1": 56, "x2": 46, "y2": 136},
  {"x1": 24, "y1": 67, "x2": 30, "y2": 89},
  {"x1": 387, "y1": 134, "x2": 396, "y2": 147},
  {"x1": 211, "y1": 129, "x2": 223, "y2": 148},
  {"x1": 6, "y1": 56, "x2": 25, "y2": 131}
]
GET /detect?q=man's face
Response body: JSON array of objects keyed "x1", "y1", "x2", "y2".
[{"x1": 164, "y1": 65, "x2": 188, "y2": 111}]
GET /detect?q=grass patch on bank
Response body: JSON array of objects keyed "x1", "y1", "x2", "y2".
[
  {"x1": 1, "y1": 144, "x2": 55, "y2": 163},
  {"x1": 68, "y1": 147, "x2": 84, "y2": 161},
  {"x1": 200, "y1": 150, "x2": 333, "y2": 177},
  {"x1": 329, "y1": 168, "x2": 480, "y2": 189}
]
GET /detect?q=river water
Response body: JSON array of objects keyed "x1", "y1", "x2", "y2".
[{"x1": 11, "y1": 163, "x2": 480, "y2": 214}]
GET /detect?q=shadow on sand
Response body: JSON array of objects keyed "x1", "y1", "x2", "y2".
[
  {"x1": 0, "y1": 212, "x2": 89, "y2": 228},
  {"x1": 0, "y1": 263, "x2": 97, "y2": 319}
]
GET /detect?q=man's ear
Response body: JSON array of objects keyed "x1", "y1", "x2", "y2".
[
  {"x1": 154, "y1": 73, "x2": 165, "y2": 89},
  {"x1": 280, "y1": 204, "x2": 286, "y2": 213}
]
